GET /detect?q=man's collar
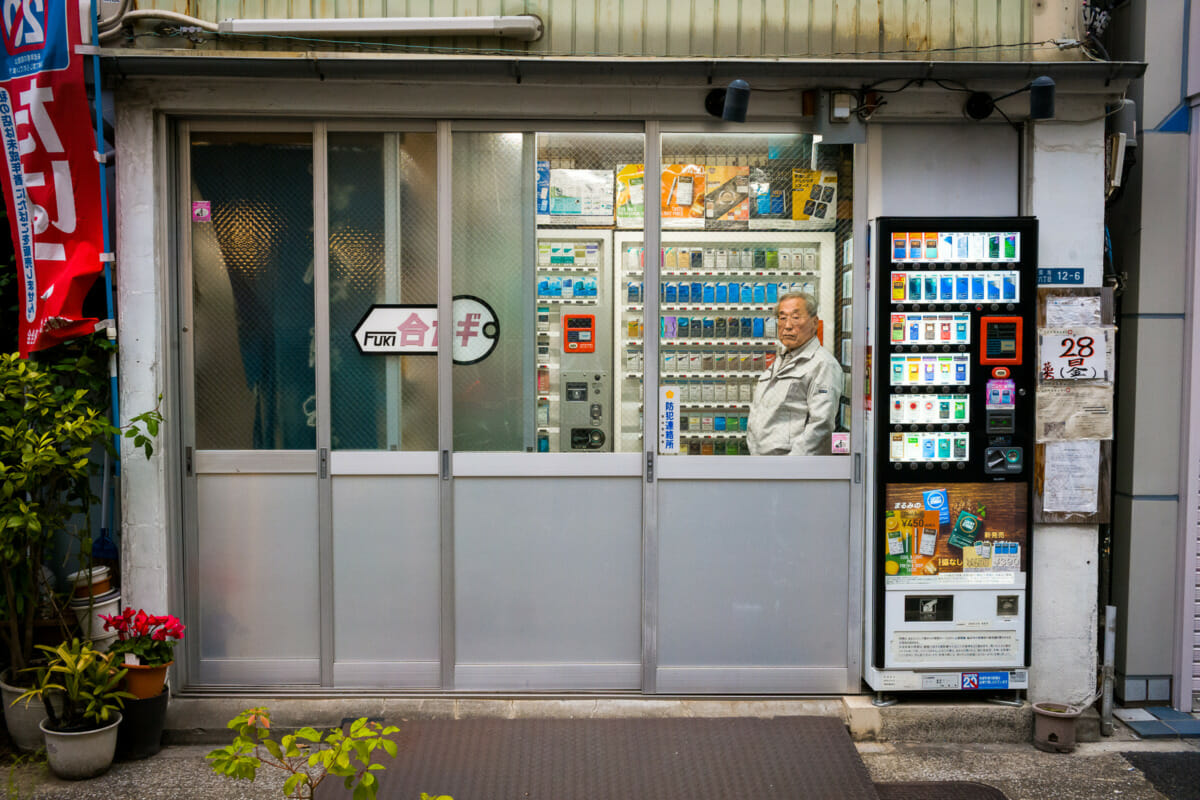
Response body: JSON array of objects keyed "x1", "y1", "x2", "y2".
[{"x1": 781, "y1": 335, "x2": 820, "y2": 360}]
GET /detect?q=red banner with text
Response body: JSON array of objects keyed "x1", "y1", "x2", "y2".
[{"x1": 1, "y1": 0, "x2": 102, "y2": 357}]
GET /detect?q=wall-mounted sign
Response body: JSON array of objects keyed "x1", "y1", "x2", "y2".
[
  {"x1": 882, "y1": 483, "x2": 1028, "y2": 588},
  {"x1": 659, "y1": 386, "x2": 680, "y2": 454},
  {"x1": 1038, "y1": 326, "x2": 1112, "y2": 381},
  {"x1": 351, "y1": 295, "x2": 499, "y2": 365}
]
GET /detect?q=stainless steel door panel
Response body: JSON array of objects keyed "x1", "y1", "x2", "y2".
[
  {"x1": 657, "y1": 479, "x2": 853, "y2": 692},
  {"x1": 332, "y1": 475, "x2": 440, "y2": 688},
  {"x1": 195, "y1": 472, "x2": 320, "y2": 684},
  {"x1": 454, "y1": 476, "x2": 642, "y2": 690}
]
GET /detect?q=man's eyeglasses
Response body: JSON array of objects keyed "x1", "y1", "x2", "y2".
[{"x1": 776, "y1": 313, "x2": 810, "y2": 324}]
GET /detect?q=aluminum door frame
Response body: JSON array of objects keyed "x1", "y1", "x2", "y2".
[
  {"x1": 442, "y1": 122, "x2": 647, "y2": 691},
  {"x1": 644, "y1": 123, "x2": 867, "y2": 694},
  {"x1": 176, "y1": 117, "x2": 867, "y2": 694},
  {"x1": 178, "y1": 120, "x2": 443, "y2": 689}
]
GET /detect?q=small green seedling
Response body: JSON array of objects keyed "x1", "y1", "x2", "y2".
[{"x1": 207, "y1": 707, "x2": 419, "y2": 800}]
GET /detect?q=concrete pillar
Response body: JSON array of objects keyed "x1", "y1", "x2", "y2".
[
  {"x1": 115, "y1": 89, "x2": 171, "y2": 617},
  {"x1": 1025, "y1": 115, "x2": 1106, "y2": 705}
]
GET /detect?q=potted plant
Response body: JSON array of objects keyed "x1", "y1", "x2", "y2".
[
  {"x1": 99, "y1": 608, "x2": 185, "y2": 699},
  {"x1": 0, "y1": 348, "x2": 110, "y2": 751},
  {"x1": 0, "y1": 341, "x2": 162, "y2": 750},
  {"x1": 15, "y1": 638, "x2": 133, "y2": 779}
]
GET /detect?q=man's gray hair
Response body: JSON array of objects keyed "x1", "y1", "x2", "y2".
[{"x1": 776, "y1": 291, "x2": 818, "y2": 318}]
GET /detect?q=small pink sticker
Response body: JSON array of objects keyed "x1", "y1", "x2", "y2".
[
  {"x1": 831, "y1": 432, "x2": 850, "y2": 454},
  {"x1": 192, "y1": 201, "x2": 211, "y2": 222}
]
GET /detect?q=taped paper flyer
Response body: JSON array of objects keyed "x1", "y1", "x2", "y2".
[
  {"x1": 1043, "y1": 440, "x2": 1100, "y2": 513},
  {"x1": 1035, "y1": 385, "x2": 1113, "y2": 441}
]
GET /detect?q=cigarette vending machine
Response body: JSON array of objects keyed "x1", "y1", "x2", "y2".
[
  {"x1": 534, "y1": 232, "x2": 614, "y2": 452},
  {"x1": 867, "y1": 217, "x2": 1037, "y2": 697}
]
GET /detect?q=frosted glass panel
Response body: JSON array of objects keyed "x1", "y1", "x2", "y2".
[
  {"x1": 451, "y1": 132, "x2": 528, "y2": 451},
  {"x1": 328, "y1": 132, "x2": 438, "y2": 451},
  {"x1": 196, "y1": 474, "x2": 319, "y2": 668},
  {"x1": 191, "y1": 133, "x2": 314, "y2": 450}
]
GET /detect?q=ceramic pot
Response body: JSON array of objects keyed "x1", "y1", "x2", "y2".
[
  {"x1": 67, "y1": 588, "x2": 121, "y2": 638},
  {"x1": 66, "y1": 566, "x2": 112, "y2": 599},
  {"x1": 0, "y1": 669, "x2": 61, "y2": 754},
  {"x1": 122, "y1": 662, "x2": 171, "y2": 700},
  {"x1": 1032, "y1": 701, "x2": 1082, "y2": 753},
  {"x1": 40, "y1": 713, "x2": 121, "y2": 780}
]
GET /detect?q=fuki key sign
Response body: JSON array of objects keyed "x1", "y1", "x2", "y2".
[{"x1": 351, "y1": 295, "x2": 500, "y2": 365}]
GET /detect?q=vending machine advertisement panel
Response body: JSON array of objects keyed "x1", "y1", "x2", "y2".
[{"x1": 868, "y1": 217, "x2": 1037, "y2": 696}]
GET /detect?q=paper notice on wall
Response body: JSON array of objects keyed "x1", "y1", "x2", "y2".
[
  {"x1": 537, "y1": 169, "x2": 614, "y2": 226},
  {"x1": 1035, "y1": 385, "x2": 1114, "y2": 441},
  {"x1": 1043, "y1": 440, "x2": 1100, "y2": 513},
  {"x1": 1038, "y1": 327, "x2": 1114, "y2": 382},
  {"x1": 1045, "y1": 296, "x2": 1102, "y2": 327}
]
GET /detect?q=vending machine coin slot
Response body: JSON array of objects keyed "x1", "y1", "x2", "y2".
[{"x1": 561, "y1": 370, "x2": 611, "y2": 451}]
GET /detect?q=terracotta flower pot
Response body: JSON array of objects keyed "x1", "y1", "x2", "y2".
[{"x1": 122, "y1": 662, "x2": 171, "y2": 700}]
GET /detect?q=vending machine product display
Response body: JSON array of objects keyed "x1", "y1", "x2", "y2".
[
  {"x1": 868, "y1": 217, "x2": 1037, "y2": 695},
  {"x1": 613, "y1": 231, "x2": 836, "y2": 455},
  {"x1": 534, "y1": 230, "x2": 614, "y2": 452}
]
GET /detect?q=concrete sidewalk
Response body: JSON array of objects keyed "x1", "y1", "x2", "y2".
[
  {"x1": 3, "y1": 697, "x2": 1197, "y2": 799},
  {"x1": 5, "y1": 734, "x2": 1197, "y2": 800}
]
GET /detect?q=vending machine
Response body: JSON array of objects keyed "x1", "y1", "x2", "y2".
[
  {"x1": 867, "y1": 217, "x2": 1037, "y2": 697},
  {"x1": 534, "y1": 231, "x2": 614, "y2": 452}
]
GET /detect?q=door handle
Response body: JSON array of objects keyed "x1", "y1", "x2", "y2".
[
  {"x1": 441, "y1": 450, "x2": 450, "y2": 481},
  {"x1": 185, "y1": 446, "x2": 193, "y2": 478},
  {"x1": 319, "y1": 448, "x2": 329, "y2": 479}
]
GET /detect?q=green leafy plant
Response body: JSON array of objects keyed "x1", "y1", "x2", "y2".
[
  {"x1": 14, "y1": 638, "x2": 132, "y2": 732},
  {"x1": 207, "y1": 707, "x2": 418, "y2": 800},
  {"x1": 0, "y1": 341, "x2": 162, "y2": 679},
  {"x1": 0, "y1": 352, "x2": 111, "y2": 676}
]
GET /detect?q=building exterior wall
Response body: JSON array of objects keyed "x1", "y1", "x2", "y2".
[
  {"x1": 1106, "y1": 0, "x2": 1191, "y2": 708},
  {"x1": 110, "y1": 0, "x2": 1080, "y2": 61},
  {"x1": 109, "y1": 0, "x2": 1128, "y2": 702}
]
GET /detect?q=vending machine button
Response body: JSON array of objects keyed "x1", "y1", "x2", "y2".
[
  {"x1": 992, "y1": 367, "x2": 1010, "y2": 378},
  {"x1": 1006, "y1": 303, "x2": 1015, "y2": 311},
  {"x1": 925, "y1": 463, "x2": 934, "y2": 470},
  {"x1": 956, "y1": 462, "x2": 966, "y2": 470},
  {"x1": 941, "y1": 463, "x2": 950, "y2": 470}
]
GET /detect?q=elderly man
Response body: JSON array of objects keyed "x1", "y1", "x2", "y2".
[{"x1": 746, "y1": 292, "x2": 843, "y2": 455}]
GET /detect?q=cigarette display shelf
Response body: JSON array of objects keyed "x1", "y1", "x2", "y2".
[
  {"x1": 661, "y1": 371, "x2": 762, "y2": 379},
  {"x1": 658, "y1": 338, "x2": 780, "y2": 346},
  {"x1": 659, "y1": 304, "x2": 785, "y2": 312},
  {"x1": 625, "y1": 269, "x2": 820, "y2": 279},
  {"x1": 613, "y1": 231, "x2": 836, "y2": 453},
  {"x1": 535, "y1": 297, "x2": 600, "y2": 306}
]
